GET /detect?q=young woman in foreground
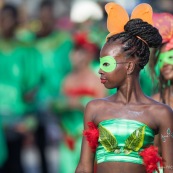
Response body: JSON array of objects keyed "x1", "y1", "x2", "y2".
[{"x1": 76, "y1": 3, "x2": 173, "y2": 173}]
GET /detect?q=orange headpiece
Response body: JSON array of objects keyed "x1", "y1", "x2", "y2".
[
  {"x1": 153, "y1": 13, "x2": 173, "y2": 51},
  {"x1": 105, "y1": 2, "x2": 153, "y2": 39}
]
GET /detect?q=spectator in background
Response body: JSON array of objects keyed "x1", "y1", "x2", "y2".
[
  {"x1": 0, "y1": 4, "x2": 41, "y2": 173},
  {"x1": 34, "y1": 0, "x2": 73, "y2": 112},
  {"x1": 53, "y1": 32, "x2": 107, "y2": 173},
  {"x1": 33, "y1": 1, "x2": 73, "y2": 173}
]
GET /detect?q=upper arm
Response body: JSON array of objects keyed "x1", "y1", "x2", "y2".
[
  {"x1": 158, "y1": 107, "x2": 173, "y2": 172},
  {"x1": 76, "y1": 101, "x2": 96, "y2": 173}
]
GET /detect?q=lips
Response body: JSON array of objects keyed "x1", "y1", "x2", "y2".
[{"x1": 100, "y1": 78, "x2": 107, "y2": 84}]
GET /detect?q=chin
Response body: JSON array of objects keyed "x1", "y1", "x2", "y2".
[
  {"x1": 104, "y1": 84, "x2": 117, "y2": 90},
  {"x1": 162, "y1": 74, "x2": 173, "y2": 81},
  {"x1": 164, "y1": 76, "x2": 173, "y2": 81},
  {"x1": 160, "y1": 65, "x2": 173, "y2": 80}
]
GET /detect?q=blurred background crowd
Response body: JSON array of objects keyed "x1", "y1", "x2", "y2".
[{"x1": 0, "y1": 0, "x2": 172, "y2": 173}]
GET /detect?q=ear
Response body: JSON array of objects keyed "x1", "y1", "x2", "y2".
[{"x1": 126, "y1": 61, "x2": 136, "y2": 75}]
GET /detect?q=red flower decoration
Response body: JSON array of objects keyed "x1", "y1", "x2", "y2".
[
  {"x1": 83, "y1": 122, "x2": 99, "y2": 152},
  {"x1": 73, "y1": 32, "x2": 98, "y2": 53},
  {"x1": 140, "y1": 145, "x2": 163, "y2": 173},
  {"x1": 153, "y1": 13, "x2": 173, "y2": 51}
]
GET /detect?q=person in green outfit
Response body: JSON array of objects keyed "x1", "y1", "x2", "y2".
[
  {"x1": 33, "y1": 1, "x2": 73, "y2": 173},
  {"x1": 0, "y1": 4, "x2": 41, "y2": 173},
  {"x1": 53, "y1": 32, "x2": 107, "y2": 173},
  {"x1": 76, "y1": 2, "x2": 173, "y2": 173}
]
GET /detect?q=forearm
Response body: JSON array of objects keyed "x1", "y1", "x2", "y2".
[
  {"x1": 163, "y1": 165, "x2": 173, "y2": 173},
  {"x1": 75, "y1": 168, "x2": 93, "y2": 173},
  {"x1": 75, "y1": 163, "x2": 94, "y2": 173}
]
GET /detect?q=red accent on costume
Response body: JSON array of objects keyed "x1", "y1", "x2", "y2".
[
  {"x1": 64, "y1": 88, "x2": 97, "y2": 97},
  {"x1": 73, "y1": 32, "x2": 98, "y2": 53},
  {"x1": 153, "y1": 13, "x2": 173, "y2": 51},
  {"x1": 140, "y1": 146, "x2": 163, "y2": 173},
  {"x1": 83, "y1": 122, "x2": 99, "y2": 152},
  {"x1": 64, "y1": 135, "x2": 75, "y2": 150}
]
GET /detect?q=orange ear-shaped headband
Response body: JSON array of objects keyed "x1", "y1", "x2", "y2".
[{"x1": 105, "y1": 2, "x2": 153, "y2": 38}]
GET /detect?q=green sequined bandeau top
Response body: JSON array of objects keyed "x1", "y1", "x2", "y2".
[{"x1": 96, "y1": 118, "x2": 155, "y2": 164}]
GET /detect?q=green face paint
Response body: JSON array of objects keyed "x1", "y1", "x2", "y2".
[
  {"x1": 100, "y1": 56, "x2": 117, "y2": 72},
  {"x1": 157, "y1": 50, "x2": 173, "y2": 69}
]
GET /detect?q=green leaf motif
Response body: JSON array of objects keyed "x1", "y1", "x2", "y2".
[
  {"x1": 124, "y1": 125, "x2": 146, "y2": 155},
  {"x1": 99, "y1": 125, "x2": 118, "y2": 152}
]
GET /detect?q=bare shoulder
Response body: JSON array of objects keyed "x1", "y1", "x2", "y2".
[
  {"x1": 84, "y1": 97, "x2": 110, "y2": 122},
  {"x1": 85, "y1": 97, "x2": 108, "y2": 113},
  {"x1": 151, "y1": 101, "x2": 173, "y2": 126}
]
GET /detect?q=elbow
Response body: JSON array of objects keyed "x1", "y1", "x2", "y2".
[{"x1": 75, "y1": 167, "x2": 81, "y2": 173}]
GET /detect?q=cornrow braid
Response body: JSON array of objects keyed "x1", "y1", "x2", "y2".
[{"x1": 107, "y1": 19, "x2": 162, "y2": 69}]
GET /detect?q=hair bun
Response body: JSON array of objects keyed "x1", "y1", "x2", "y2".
[{"x1": 124, "y1": 19, "x2": 162, "y2": 48}]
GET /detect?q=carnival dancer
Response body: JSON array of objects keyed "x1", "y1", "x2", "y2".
[
  {"x1": 76, "y1": 3, "x2": 173, "y2": 173},
  {"x1": 56, "y1": 32, "x2": 106, "y2": 173}
]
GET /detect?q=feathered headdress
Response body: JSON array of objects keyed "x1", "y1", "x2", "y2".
[
  {"x1": 105, "y1": 2, "x2": 153, "y2": 39},
  {"x1": 153, "y1": 13, "x2": 173, "y2": 51}
]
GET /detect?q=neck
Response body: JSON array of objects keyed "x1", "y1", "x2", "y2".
[
  {"x1": 117, "y1": 74, "x2": 145, "y2": 104},
  {"x1": 37, "y1": 24, "x2": 54, "y2": 37}
]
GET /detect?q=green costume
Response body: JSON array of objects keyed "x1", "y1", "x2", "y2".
[
  {"x1": 96, "y1": 118, "x2": 161, "y2": 173},
  {"x1": 58, "y1": 87, "x2": 97, "y2": 173},
  {"x1": 34, "y1": 31, "x2": 73, "y2": 108},
  {"x1": 97, "y1": 118, "x2": 154, "y2": 164},
  {"x1": 0, "y1": 38, "x2": 41, "y2": 166}
]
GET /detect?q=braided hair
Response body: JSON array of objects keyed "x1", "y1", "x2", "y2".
[{"x1": 107, "y1": 19, "x2": 162, "y2": 69}]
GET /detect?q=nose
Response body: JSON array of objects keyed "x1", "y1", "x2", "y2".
[
  {"x1": 162, "y1": 62, "x2": 170, "y2": 68},
  {"x1": 98, "y1": 68, "x2": 104, "y2": 75}
]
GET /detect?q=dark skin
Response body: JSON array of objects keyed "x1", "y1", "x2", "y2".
[
  {"x1": 0, "y1": 9, "x2": 17, "y2": 38},
  {"x1": 36, "y1": 5, "x2": 55, "y2": 38},
  {"x1": 75, "y1": 41, "x2": 173, "y2": 173}
]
